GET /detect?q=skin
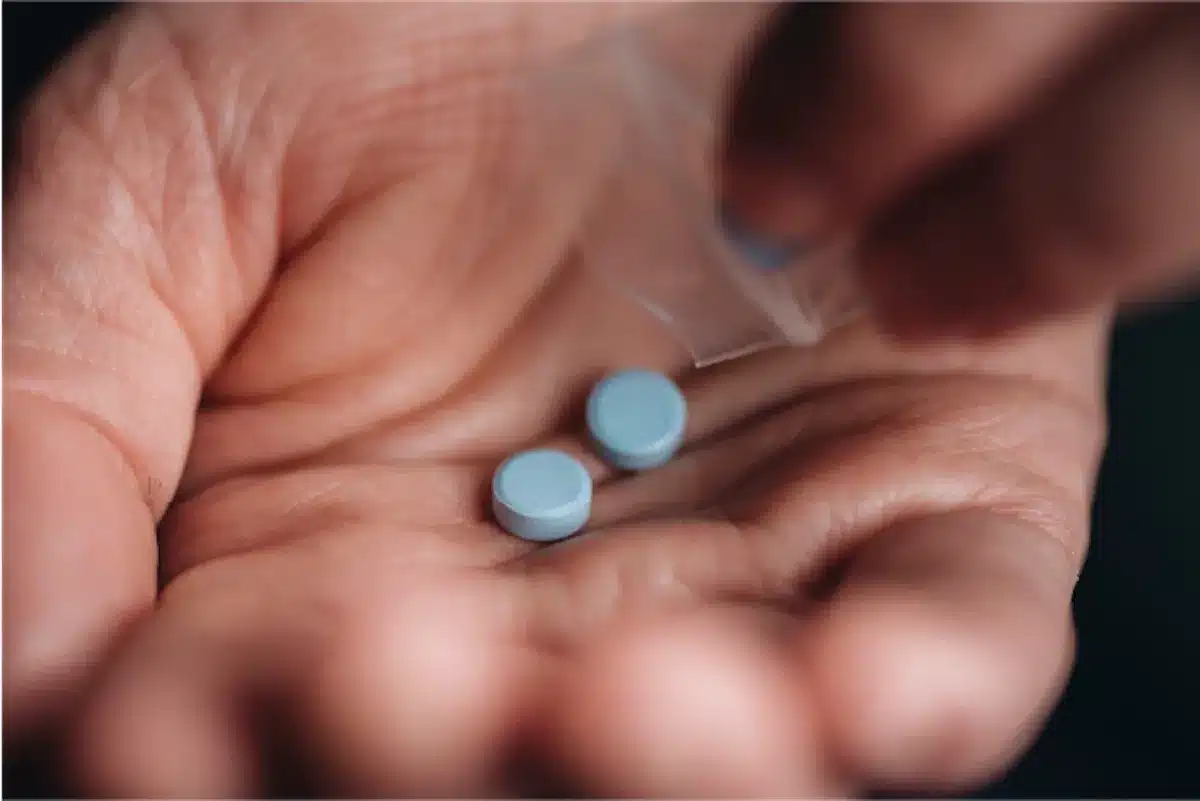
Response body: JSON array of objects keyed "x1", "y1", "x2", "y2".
[{"x1": 5, "y1": 4, "x2": 1112, "y2": 797}]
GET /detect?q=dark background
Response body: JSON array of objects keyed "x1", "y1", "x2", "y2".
[{"x1": 4, "y1": 3, "x2": 1198, "y2": 798}]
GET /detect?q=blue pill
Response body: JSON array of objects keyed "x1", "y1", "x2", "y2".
[
  {"x1": 586, "y1": 369, "x2": 688, "y2": 471},
  {"x1": 491, "y1": 449, "x2": 592, "y2": 542}
]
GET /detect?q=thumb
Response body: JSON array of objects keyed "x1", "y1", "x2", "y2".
[{"x1": 2, "y1": 10, "x2": 269, "y2": 735}]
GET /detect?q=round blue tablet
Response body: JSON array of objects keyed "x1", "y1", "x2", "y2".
[
  {"x1": 586, "y1": 369, "x2": 687, "y2": 471},
  {"x1": 491, "y1": 449, "x2": 592, "y2": 542}
]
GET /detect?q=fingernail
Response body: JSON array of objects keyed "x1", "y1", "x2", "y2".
[{"x1": 718, "y1": 203, "x2": 808, "y2": 271}]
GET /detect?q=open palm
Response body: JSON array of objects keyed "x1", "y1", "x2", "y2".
[{"x1": 5, "y1": 5, "x2": 1107, "y2": 797}]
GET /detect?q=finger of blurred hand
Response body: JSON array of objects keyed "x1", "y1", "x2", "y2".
[
  {"x1": 71, "y1": 575, "x2": 530, "y2": 798},
  {"x1": 721, "y1": 2, "x2": 1144, "y2": 240},
  {"x1": 299, "y1": 576, "x2": 541, "y2": 797},
  {"x1": 858, "y1": 12, "x2": 1200, "y2": 338},
  {"x1": 543, "y1": 608, "x2": 840, "y2": 798},
  {"x1": 69, "y1": 616, "x2": 260, "y2": 799},
  {"x1": 537, "y1": 506, "x2": 1084, "y2": 797},
  {"x1": 805, "y1": 509, "x2": 1080, "y2": 792}
]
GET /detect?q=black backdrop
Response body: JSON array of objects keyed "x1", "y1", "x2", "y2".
[{"x1": 4, "y1": 3, "x2": 1198, "y2": 797}]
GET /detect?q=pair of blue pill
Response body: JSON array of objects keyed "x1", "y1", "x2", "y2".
[{"x1": 491, "y1": 369, "x2": 688, "y2": 542}]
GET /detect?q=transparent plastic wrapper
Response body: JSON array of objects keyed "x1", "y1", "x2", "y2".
[{"x1": 513, "y1": 5, "x2": 865, "y2": 367}]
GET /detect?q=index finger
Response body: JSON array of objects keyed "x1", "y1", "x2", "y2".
[{"x1": 719, "y1": 3, "x2": 1146, "y2": 244}]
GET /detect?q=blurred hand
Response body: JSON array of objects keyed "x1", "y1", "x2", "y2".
[
  {"x1": 723, "y1": 3, "x2": 1200, "y2": 338},
  {"x1": 6, "y1": 4, "x2": 1105, "y2": 796}
]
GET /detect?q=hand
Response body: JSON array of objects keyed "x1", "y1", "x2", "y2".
[
  {"x1": 722, "y1": 3, "x2": 1200, "y2": 339},
  {"x1": 5, "y1": 5, "x2": 1105, "y2": 796}
]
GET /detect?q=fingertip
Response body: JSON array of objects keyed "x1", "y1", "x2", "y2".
[
  {"x1": 807, "y1": 590, "x2": 1074, "y2": 791},
  {"x1": 547, "y1": 609, "x2": 835, "y2": 798},
  {"x1": 717, "y1": 202, "x2": 810, "y2": 272},
  {"x1": 719, "y1": 4, "x2": 845, "y2": 248},
  {"x1": 302, "y1": 583, "x2": 540, "y2": 797},
  {"x1": 717, "y1": 151, "x2": 833, "y2": 261},
  {"x1": 68, "y1": 642, "x2": 257, "y2": 799}
]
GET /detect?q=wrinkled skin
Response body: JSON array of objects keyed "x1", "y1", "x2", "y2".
[{"x1": 5, "y1": 5, "x2": 1107, "y2": 797}]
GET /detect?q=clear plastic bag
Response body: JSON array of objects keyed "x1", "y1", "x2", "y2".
[{"x1": 513, "y1": 5, "x2": 864, "y2": 367}]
